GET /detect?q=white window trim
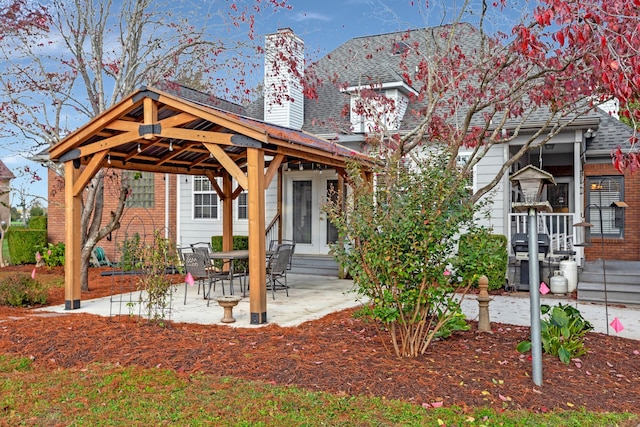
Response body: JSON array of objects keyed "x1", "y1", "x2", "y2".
[{"x1": 192, "y1": 175, "x2": 220, "y2": 221}]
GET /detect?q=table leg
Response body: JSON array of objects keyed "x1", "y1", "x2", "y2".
[{"x1": 229, "y1": 260, "x2": 235, "y2": 296}]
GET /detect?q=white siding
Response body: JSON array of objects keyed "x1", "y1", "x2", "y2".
[
  {"x1": 177, "y1": 174, "x2": 279, "y2": 248},
  {"x1": 474, "y1": 145, "x2": 507, "y2": 235}
]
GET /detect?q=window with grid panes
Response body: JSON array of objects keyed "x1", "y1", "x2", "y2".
[
  {"x1": 123, "y1": 171, "x2": 155, "y2": 208},
  {"x1": 237, "y1": 191, "x2": 248, "y2": 220},
  {"x1": 193, "y1": 176, "x2": 218, "y2": 219},
  {"x1": 586, "y1": 176, "x2": 624, "y2": 238}
]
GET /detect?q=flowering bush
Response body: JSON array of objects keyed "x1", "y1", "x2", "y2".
[
  {"x1": 325, "y1": 154, "x2": 484, "y2": 357},
  {"x1": 35, "y1": 242, "x2": 65, "y2": 267}
]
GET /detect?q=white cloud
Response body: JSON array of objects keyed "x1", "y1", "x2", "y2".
[{"x1": 290, "y1": 11, "x2": 332, "y2": 22}]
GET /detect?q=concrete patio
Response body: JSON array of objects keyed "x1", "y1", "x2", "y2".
[
  {"x1": 37, "y1": 274, "x2": 640, "y2": 340},
  {"x1": 39, "y1": 273, "x2": 366, "y2": 328}
]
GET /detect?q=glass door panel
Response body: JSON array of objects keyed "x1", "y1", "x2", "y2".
[
  {"x1": 325, "y1": 179, "x2": 339, "y2": 245},
  {"x1": 292, "y1": 180, "x2": 312, "y2": 244}
]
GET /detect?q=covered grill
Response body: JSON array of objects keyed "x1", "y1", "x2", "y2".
[{"x1": 512, "y1": 233, "x2": 550, "y2": 289}]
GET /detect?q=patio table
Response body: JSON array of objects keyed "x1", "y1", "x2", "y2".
[{"x1": 209, "y1": 250, "x2": 249, "y2": 296}]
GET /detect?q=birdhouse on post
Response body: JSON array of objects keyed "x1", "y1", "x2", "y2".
[{"x1": 510, "y1": 165, "x2": 556, "y2": 213}]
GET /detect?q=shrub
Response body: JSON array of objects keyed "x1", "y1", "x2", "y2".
[
  {"x1": 516, "y1": 303, "x2": 594, "y2": 364},
  {"x1": 28, "y1": 216, "x2": 47, "y2": 230},
  {"x1": 118, "y1": 233, "x2": 144, "y2": 271},
  {"x1": 454, "y1": 231, "x2": 508, "y2": 290},
  {"x1": 0, "y1": 273, "x2": 48, "y2": 306},
  {"x1": 35, "y1": 242, "x2": 65, "y2": 267},
  {"x1": 210, "y1": 235, "x2": 249, "y2": 270},
  {"x1": 137, "y1": 231, "x2": 180, "y2": 324},
  {"x1": 5, "y1": 228, "x2": 47, "y2": 265},
  {"x1": 325, "y1": 155, "x2": 481, "y2": 357}
]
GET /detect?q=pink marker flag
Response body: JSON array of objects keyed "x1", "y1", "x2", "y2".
[
  {"x1": 185, "y1": 272, "x2": 195, "y2": 287},
  {"x1": 539, "y1": 282, "x2": 550, "y2": 295},
  {"x1": 31, "y1": 268, "x2": 36, "y2": 279},
  {"x1": 610, "y1": 317, "x2": 624, "y2": 333}
]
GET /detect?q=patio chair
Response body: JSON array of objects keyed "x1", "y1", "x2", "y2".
[
  {"x1": 190, "y1": 242, "x2": 246, "y2": 297},
  {"x1": 267, "y1": 239, "x2": 296, "y2": 270},
  {"x1": 266, "y1": 243, "x2": 293, "y2": 299},
  {"x1": 182, "y1": 250, "x2": 228, "y2": 305}
]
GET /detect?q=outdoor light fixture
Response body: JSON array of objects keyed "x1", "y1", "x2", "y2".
[
  {"x1": 107, "y1": 154, "x2": 111, "y2": 165},
  {"x1": 169, "y1": 141, "x2": 173, "y2": 151},
  {"x1": 137, "y1": 143, "x2": 141, "y2": 153},
  {"x1": 510, "y1": 164, "x2": 555, "y2": 387},
  {"x1": 299, "y1": 163, "x2": 303, "y2": 171}
]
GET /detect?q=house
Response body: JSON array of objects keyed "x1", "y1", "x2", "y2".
[
  {"x1": 47, "y1": 25, "x2": 639, "y2": 300},
  {"x1": 0, "y1": 159, "x2": 14, "y2": 226}
]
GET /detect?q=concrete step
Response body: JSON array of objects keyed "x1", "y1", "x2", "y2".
[
  {"x1": 290, "y1": 254, "x2": 339, "y2": 276},
  {"x1": 579, "y1": 272, "x2": 640, "y2": 285},
  {"x1": 577, "y1": 281, "x2": 640, "y2": 305}
]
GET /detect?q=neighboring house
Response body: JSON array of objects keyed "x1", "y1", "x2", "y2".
[
  {"x1": 0, "y1": 159, "x2": 15, "y2": 226},
  {"x1": 45, "y1": 25, "x2": 639, "y2": 286}
]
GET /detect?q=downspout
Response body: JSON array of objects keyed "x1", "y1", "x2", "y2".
[{"x1": 165, "y1": 173, "x2": 170, "y2": 239}]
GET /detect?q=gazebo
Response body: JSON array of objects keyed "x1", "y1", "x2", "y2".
[{"x1": 48, "y1": 85, "x2": 375, "y2": 324}]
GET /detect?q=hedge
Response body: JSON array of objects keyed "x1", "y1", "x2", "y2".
[
  {"x1": 5, "y1": 228, "x2": 47, "y2": 265},
  {"x1": 456, "y1": 232, "x2": 508, "y2": 291},
  {"x1": 210, "y1": 236, "x2": 249, "y2": 270}
]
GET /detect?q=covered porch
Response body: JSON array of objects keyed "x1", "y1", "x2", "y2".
[{"x1": 48, "y1": 85, "x2": 375, "y2": 324}]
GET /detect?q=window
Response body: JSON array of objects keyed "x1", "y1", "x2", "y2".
[
  {"x1": 586, "y1": 176, "x2": 624, "y2": 238},
  {"x1": 456, "y1": 153, "x2": 475, "y2": 194},
  {"x1": 123, "y1": 171, "x2": 155, "y2": 208},
  {"x1": 193, "y1": 176, "x2": 218, "y2": 219},
  {"x1": 237, "y1": 192, "x2": 248, "y2": 220}
]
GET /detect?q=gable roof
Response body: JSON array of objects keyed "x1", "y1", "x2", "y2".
[
  {"x1": 0, "y1": 160, "x2": 15, "y2": 180},
  {"x1": 48, "y1": 85, "x2": 375, "y2": 177}
]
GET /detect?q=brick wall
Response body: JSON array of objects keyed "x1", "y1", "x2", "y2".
[
  {"x1": 48, "y1": 169, "x2": 177, "y2": 263},
  {"x1": 583, "y1": 163, "x2": 640, "y2": 261}
]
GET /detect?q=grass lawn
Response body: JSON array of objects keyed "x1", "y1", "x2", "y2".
[{"x1": 0, "y1": 355, "x2": 635, "y2": 426}]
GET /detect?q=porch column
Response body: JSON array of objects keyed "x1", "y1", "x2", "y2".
[
  {"x1": 247, "y1": 148, "x2": 267, "y2": 324},
  {"x1": 222, "y1": 172, "x2": 233, "y2": 252},
  {"x1": 64, "y1": 161, "x2": 82, "y2": 309}
]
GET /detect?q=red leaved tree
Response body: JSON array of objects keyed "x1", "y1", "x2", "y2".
[
  {"x1": 0, "y1": 0, "x2": 289, "y2": 290},
  {"x1": 303, "y1": 1, "x2": 640, "y2": 200}
]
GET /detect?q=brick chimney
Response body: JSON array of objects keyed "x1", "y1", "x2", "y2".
[{"x1": 264, "y1": 28, "x2": 304, "y2": 130}]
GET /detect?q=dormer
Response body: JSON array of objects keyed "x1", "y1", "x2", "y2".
[{"x1": 341, "y1": 76, "x2": 417, "y2": 134}]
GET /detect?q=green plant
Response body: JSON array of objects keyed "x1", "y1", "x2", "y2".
[
  {"x1": 118, "y1": 233, "x2": 144, "y2": 271},
  {"x1": 27, "y1": 215, "x2": 47, "y2": 230},
  {"x1": 137, "y1": 230, "x2": 180, "y2": 323},
  {"x1": 0, "y1": 273, "x2": 48, "y2": 306},
  {"x1": 35, "y1": 242, "x2": 65, "y2": 267},
  {"x1": 517, "y1": 303, "x2": 594, "y2": 364},
  {"x1": 325, "y1": 155, "x2": 482, "y2": 357},
  {"x1": 210, "y1": 235, "x2": 249, "y2": 270},
  {"x1": 453, "y1": 231, "x2": 508, "y2": 290},
  {"x1": 5, "y1": 228, "x2": 47, "y2": 265}
]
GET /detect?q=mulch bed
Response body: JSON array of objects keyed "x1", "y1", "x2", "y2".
[{"x1": 0, "y1": 265, "x2": 639, "y2": 414}]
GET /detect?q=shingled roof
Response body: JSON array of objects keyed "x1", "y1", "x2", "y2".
[
  {"x1": 0, "y1": 160, "x2": 15, "y2": 180},
  {"x1": 586, "y1": 107, "x2": 635, "y2": 157}
]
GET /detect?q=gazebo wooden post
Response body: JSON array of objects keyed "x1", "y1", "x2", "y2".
[
  {"x1": 222, "y1": 172, "x2": 233, "y2": 252},
  {"x1": 247, "y1": 148, "x2": 266, "y2": 324},
  {"x1": 64, "y1": 161, "x2": 82, "y2": 309}
]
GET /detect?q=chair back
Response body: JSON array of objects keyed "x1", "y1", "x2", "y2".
[
  {"x1": 268, "y1": 239, "x2": 296, "y2": 270},
  {"x1": 268, "y1": 244, "x2": 293, "y2": 275},
  {"x1": 183, "y1": 251, "x2": 209, "y2": 279}
]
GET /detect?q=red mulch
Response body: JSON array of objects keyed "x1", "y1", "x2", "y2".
[{"x1": 0, "y1": 265, "x2": 639, "y2": 414}]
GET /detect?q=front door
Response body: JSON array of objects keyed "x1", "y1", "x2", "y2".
[{"x1": 285, "y1": 170, "x2": 339, "y2": 254}]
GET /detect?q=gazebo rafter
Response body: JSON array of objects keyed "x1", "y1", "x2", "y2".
[{"x1": 49, "y1": 85, "x2": 376, "y2": 324}]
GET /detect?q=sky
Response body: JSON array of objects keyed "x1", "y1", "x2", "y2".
[{"x1": 0, "y1": 0, "x2": 529, "y2": 210}]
